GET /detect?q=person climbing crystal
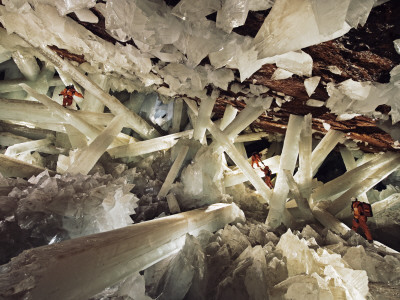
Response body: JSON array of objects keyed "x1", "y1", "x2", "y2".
[
  {"x1": 251, "y1": 152, "x2": 264, "y2": 168},
  {"x1": 59, "y1": 85, "x2": 83, "y2": 107},
  {"x1": 351, "y1": 197, "x2": 373, "y2": 243},
  {"x1": 262, "y1": 165, "x2": 274, "y2": 189}
]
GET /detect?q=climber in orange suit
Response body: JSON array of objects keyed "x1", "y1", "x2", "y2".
[
  {"x1": 251, "y1": 152, "x2": 264, "y2": 168},
  {"x1": 351, "y1": 198, "x2": 373, "y2": 242},
  {"x1": 262, "y1": 165, "x2": 274, "y2": 189},
  {"x1": 59, "y1": 85, "x2": 83, "y2": 107}
]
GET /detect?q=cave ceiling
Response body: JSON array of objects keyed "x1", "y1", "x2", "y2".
[{"x1": 1, "y1": 0, "x2": 400, "y2": 153}]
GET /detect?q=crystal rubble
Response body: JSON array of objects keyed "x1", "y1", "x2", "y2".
[
  {"x1": 312, "y1": 152, "x2": 400, "y2": 203},
  {"x1": 107, "y1": 130, "x2": 193, "y2": 159},
  {"x1": 266, "y1": 114, "x2": 304, "y2": 229},
  {"x1": 158, "y1": 145, "x2": 189, "y2": 199},
  {"x1": 253, "y1": 0, "x2": 372, "y2": 59},
  {"x1": 223, "y1": 155, "x2": 280, "y2": 187},
  {"x1": 66, "y1": 115, "x2": 125, "y2": 175},
  {"x1": 0, "y1": 203, "x2": 245, "y2": 300},
  {"x1": 184, "y1": 98, "x2": 272, "y2": 202}
]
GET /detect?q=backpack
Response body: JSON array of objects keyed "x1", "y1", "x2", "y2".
[{"x1": 361, "y1": 202, "x2": 373, "y2": 217}]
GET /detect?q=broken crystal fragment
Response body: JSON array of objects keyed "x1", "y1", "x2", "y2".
[
  {"x1": 271, "y1": 68, "x2": 293, "y2": 80},
  {"x1": 304, "y1": 76, "x2": 321, "y2": 97},
  {"x1": 216, "y1": 0, "x2": 250, "y2": 33}
]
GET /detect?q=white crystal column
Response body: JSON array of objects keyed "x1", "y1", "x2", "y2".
[
  {"x1": 11, "y1": 51, "x2": 40, "y2": 81},
  {"x1": 81, "y1": 74, "x2": 109, "y2": 113},
  {"x1": 20, "y1": 84, "x2": 101, "y2": 141},
  {"x1": 0, "y1": 77, "x2": 63, "y2": 94},
  {"x1": 283, "y1": 170, "x2": 314, "y2": 221},
  {"x1": 222, "y1": 97, "x2": 272, "y2": 139},
  {"x1": 328, "y1": 155, "x2": 400, "y2": 216},
  {"x1": 297, "y1": 114, "x2": 312, "y2": 199},
  {"x1": 5, "y1": 138, "x2": 52, "y2": 156},
  {"x1": 108, "y1": 130, "x2": 193, "y2": 158},
  {"x1": 312, "y1": 152, "x2": 398, "y2": 202},
  {"x1": 66, "y1": 115, "x2": 125, "y2": 175},
  {"x1": 193, "y1": 94, "x2": 217, "y2": 142},
  {"x1": 185, "y1": 98, "x2": 272, "y2": 201},
  {"x1": 266, "y1": 114, "x2": 304, "y2": 229},
  {"x1": 158, "y1": 146, "x2": 189, "y2": 198},
  {"x1": 0, "y1": 203, "x2": 244, "y2": 300},
  {"x1": 166, "y1": 193, "x2": 181, "y2": 214},
  {"x1": 234, "y1": 132, "x2": 269, "y2": 143},
  {"x1": 0, "y1": 98, "x2": 115, "y2": 127},
  {"x1": 0, "y1": 154, "x2": 55, "y2": 178},
  {"x1": 28, "y1": 42, "x2": 160, "y2": 139},
  {"x1": 312, "y1": 202, "x2": 351, "y2": 236},
  {"x1": 234, "y1": 142, "x2": 248, "y2": 159},
  {"x1": 219, "y1": 104, "x2": 238, "y2": 130},
  {"x1": 340, "y1": 147, "x2": 369, "y2": 203},
  {"x1": 170, "y1": 98, "x2": 183, "y2": 134},
  {"x1": 64, "y1": 125, "x2": 88, "y2": 148},
  {"x1": 311, "y1": 130, "x2": 345, "y2": 177}
]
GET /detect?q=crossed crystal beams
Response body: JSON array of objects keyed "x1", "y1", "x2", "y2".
[
  {"x1": 184, "y1": 98, "x2": 272, "y2": 201},
  {"x1": 0, "y1": 203, "x2": 245, "y2": 300},
  {"x1": 17, "y1": 34, "x2": 160, "y2": 140}
]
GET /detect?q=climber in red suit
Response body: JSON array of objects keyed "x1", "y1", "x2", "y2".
[
  {"x1": 59, "y1": 85, "x2": 83, "y2": 107},
  {"x1": 351, "y1": 198, "x2": 373, "y2": 243},
  {"x1": 251, "y1": 152, "x2": 264, "y2": 168},
  {"x1": 262, "y1": 165, "x2": 274, "y2": 189}
]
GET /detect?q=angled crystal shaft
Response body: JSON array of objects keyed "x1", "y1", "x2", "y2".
[{"x1": 0, "y1": 203, "x2": 244, "y2": 300}]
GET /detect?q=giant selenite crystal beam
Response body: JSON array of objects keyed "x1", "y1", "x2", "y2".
[
  {"x1": 312, "y1": 202, "x2": 351, "y2": 236},
  {"x1": 0, "y1": 98, "x2": 115, "y2": 127},
  {"x1": 283, "y1": 169, "x2": 314, "y2": 221},
  {"x1": 311, "y1": 152, "x2": 399, "y2": 202},
  {"x1": 222, "y1": 97, "x2": 272, "y2": 140},
  {"x1": 311, "y1": 130, "x2": 345, "y2": 177},
  {"x1": 158, "y1": 145, "x2": 189, "y2": 198},
  {"x1": 4, "y1": 138, "x2": 52, "y2": 156},
  {"x1": 340, "y1": 147, "x2": 369, "y2": 203},
  {"x1": 296, "y1": 114, "x2": 312, "y2": 199},
  {"x1": 170, "y1": 98, "x2": 183, "y2": 134},
  {"x1": 328, "y1": 155, "x2": 400, "y2": 216},
  {"x1": 219, "y1": 104, "x2": 238, "y2": 130},
  {"x1": 0, "y1": 203, "x2": 245, "y2": 300},
  {"x1": 66, "y1": 115, "x2": 126, "y2": 175},
  {"x1": 266, "y1": 114, "x2": 304, "y2": 228},
  {"x1": 0, "y1": 77, "x2": 62, "y2": 93},
  {"x1": 0, "y1": 154, "x2": 56, "y2": 178},
  {"x1": 184, "y1": 98, "x2": 272, "y2": 201},
  {"x1": 193, "y1": 92, "x2": 218, "y2": 142},
  {"x1": 80, "y1": 74, "x2": 108, "y2": 113},
  {"x1": 108, "y1": 130, "x2": 194, "y2": 158},
  {"x1": 20, "y1": 84, "x2": 102, "y2": 141},
  {"x1": 22, "y1": 39, "x2": 160, "y2": 139}
]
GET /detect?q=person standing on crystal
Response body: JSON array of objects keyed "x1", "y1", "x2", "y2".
[
  {"x1": 262, "y1": 165, "x2": 274, "y2": 189},
  {"x1": 59, "y1": 85, "x2": 83, "y2": 108},
  {"x1": 251, "y1": 152, "x2": 264, "y2": 168},
  {"x1": 351, "y1": 197, "x2": 373, "y2": 243}
]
